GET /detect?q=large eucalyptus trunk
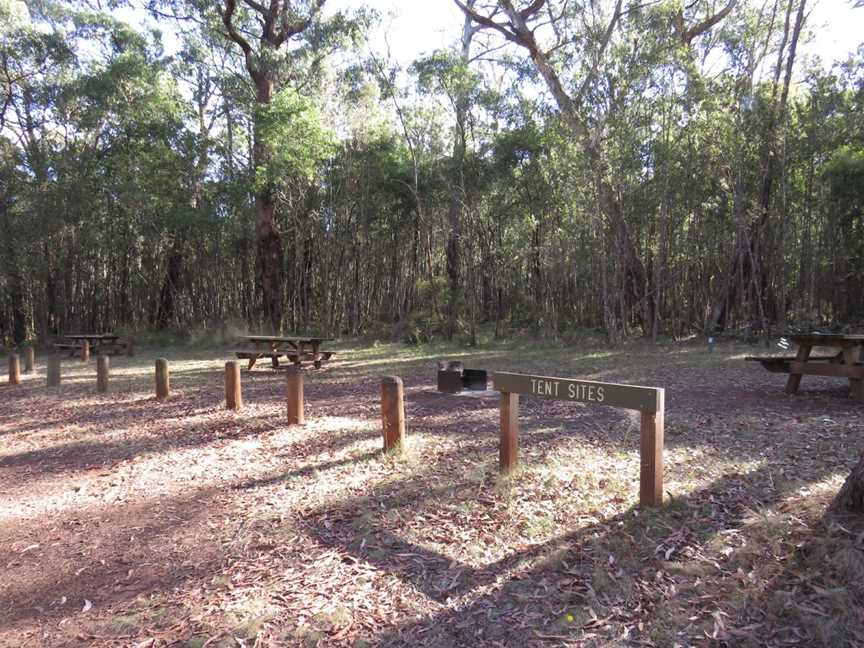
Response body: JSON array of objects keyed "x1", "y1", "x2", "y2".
[
  {"x1": 446, "y1": 11, "x2": 476, "y2": 340},
  {"x1": 830, "y1": 452, "x2": 864, "y2": 515},
  {"x1": 253, "y1": 74, "x2": 284, "y2": 334},
  {"x1": 155, "y1": 234, "x2": 185, "y2": 329}
]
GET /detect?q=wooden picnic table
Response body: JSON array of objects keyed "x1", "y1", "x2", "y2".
[
  {"x1": 57, "y1": 333, "x2": 120, "y2": 356},
  {"x1": 748, "y1": 333, "x2": 864, "y2": 401},
  {"x1": 237, "y1": 335, "x2": 335, "y2": 370}
]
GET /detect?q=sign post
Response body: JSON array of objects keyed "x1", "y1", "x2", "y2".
[{"x1": 492, "y1": 372, "x2": 665, "y2": 507}]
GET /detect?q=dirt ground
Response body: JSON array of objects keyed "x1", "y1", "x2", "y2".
[{"x1": 1, "y1": 339, "x2": 863, "y2": 647}]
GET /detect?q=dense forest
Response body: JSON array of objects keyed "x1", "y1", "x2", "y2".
[{"x1": 1, "y1": 0, "x2": 862, "y2": 346}]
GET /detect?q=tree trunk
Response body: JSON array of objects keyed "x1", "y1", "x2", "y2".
[
  {"x1": 0, "y1": 200, "x2": 26, "y2": 343},
  {"x1": 253, "y1": 74, "x2": 284, "y2": 334},
  {"x1": 155, "y1": 234, "x2": 185, "y2": 330},
  {"x1": 830, "y1": 452, "x2": 864, "y2": 514},
  {"x1": 446, "y1": 12, "x2": 475, "y2": 340}
]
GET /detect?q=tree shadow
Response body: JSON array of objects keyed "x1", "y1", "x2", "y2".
[{"x1": 300, "y1": 456, "x2": 846, "y2": 646}]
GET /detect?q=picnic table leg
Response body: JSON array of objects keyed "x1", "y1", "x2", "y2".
[
  {"x1": 312, "y1": 342, "x2": 322, "y2": 369},
  {"x1": 785, "y1": 344, "x2": 811, "y2": 395},
  {"x1": 293, "y1": 342, "x2": 303, "y2": 367},
  {"x1": 843, "y1": 345, "x2": 864, "y2": 402},
  {"x1": 248, "y1": 342, "x2": 264, "y2": 370}
]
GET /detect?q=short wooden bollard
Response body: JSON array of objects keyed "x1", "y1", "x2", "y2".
[
  {"x1": 155, "y1": 358, "x2": 169, "y2": 400},
  {"x1": 499, "y1": 391, "x2": 519, "y2": 472},
  {"x1": 225, "y1": 361, "x2": 242, "y2": 410},
  {"x1": 493, "y1": 372, "x2": 665, "y2": 507},
  {"x1": 639, "y1": 390, "x2": 664, "y2": 507},
  {"x1": 97, "y1": 355, "x2": 110, "y2": 393},
  {"x1": 24, "y1": 347, "x2": 35, "y2": 374},
  {"x1": 8, "y1": 353, "x2": 21, "y2": 386},
  {"x1": 47, "y1": 355, "x2": 61, "y2": 386},
  {"x1": 81, "y1": 340, "x2": 90, "y2": 362},
  {"x1": 286, "y1": 366, "x2": 304, "y2": 425},
  {"x1": 381, "y1": 376, "x2": 406, "y2": 451}
]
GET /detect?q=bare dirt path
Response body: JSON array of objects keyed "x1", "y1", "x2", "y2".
[{"x1": 1, "y1": 341, "x2": 862, "y2": 647}]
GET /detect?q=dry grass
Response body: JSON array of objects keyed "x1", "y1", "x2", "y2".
[{"x1": 0, "y1": 338, "x2": 862, "y2": 647}]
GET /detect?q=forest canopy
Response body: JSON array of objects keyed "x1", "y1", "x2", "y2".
[{"x1": 1, "y1": 0, "x2": 863, "y2": 345}]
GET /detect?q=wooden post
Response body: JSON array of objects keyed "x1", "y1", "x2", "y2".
[
  {"x1": 8, "y1": 353, "x2": 21, "y2": 385},
  {"x1": 639, "y1": 389, "x2": 665, "y2": 507},
  {"x1": 286, "y1": 366, "x2": 304, "y2": 425},
  {"x1": 47, "y1": 355, "x2": 61, "y2": 386},
  {"x1": 499, "y1": 391, "x2": 519, "y2": 473},
  {"x1": 97, "y1": 355, "x2": 110, "y2": 393},
  {"x1": 81, "y1": 339, "x2": 90, "y2": 362},
  {"x1": 381, "y1": 376, "x2": 405, "y2": 451},
  {"x1": 24, "y1": 347, "x2": 34, "y2": 374},
  {"x1": 225, "y1": 361, "x2": 242, "y2": 410},
  {"x1": 155, "y1": 358, "x2": 169, "y2": 400}
]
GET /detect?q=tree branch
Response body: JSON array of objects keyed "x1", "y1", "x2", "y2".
[
  {"x1": 575, "y1": 0, "x2": 623, "y2": 105},
  {"x1": 240, "y1": 0, "x2": 268, "y2": 15},
  {"x1": 276, "y1": 0, "x2": 327, "y2": 45},
  {"x1": 220, "y1": 0, "x2": 257, "y2": 77},
  {"x1": 519, "y1": 0, "x2": 547, "y2": 19},
  {"x1": 452, "y1": 0, "x2": 521, "y2": 43},
  {"x1": 680, "y1": 0, "x2": 738, "y2": 43}
]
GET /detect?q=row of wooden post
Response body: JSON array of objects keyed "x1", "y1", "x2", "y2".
[
  {"x1": 10, "y1": 349, "x2": 404, "y2": 454},
  {"x1": 221, "y1": 362, "x2": 406, "y2": 451},
  {"x1": 8, "y1": 351, "x2": 111, "y2": 391},
  {"x1": 9, "y1": 352, "x2": 118, "y2": 393},
  {"x1": 7, "y1": 349, "x2": 35, "y2": 385},
  {"x1": 220, "y1": 362, "x2": 305, "y2": 424},
  {"x1": 9, "y1": 352, "x2": 661, "y2": 505}
]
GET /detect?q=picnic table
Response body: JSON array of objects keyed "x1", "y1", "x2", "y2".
[
  {"x1": 747, "y1": 333, "x2": 864, "y2": 401},
  {"x1": 56, "y1": 333, "x2": 125, "y2": 357},
  {"x1": 234, "y1": 335, "x2": 335, "y2": 370}
]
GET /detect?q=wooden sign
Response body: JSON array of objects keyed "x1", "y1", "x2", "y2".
[
  {"x1": 492, "y1": 371, "x2": 665, "y2": 507},
  {"x1": 492, "y1": 372, "x2": 661, "y2": 412}
]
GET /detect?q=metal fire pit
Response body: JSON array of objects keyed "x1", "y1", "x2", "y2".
[
  {"x1": 461, "y1": 369, "x2": 488, "y2": 391},
  {"x1": 436, "y1": 360, "x2": 488, "y2": 394}
]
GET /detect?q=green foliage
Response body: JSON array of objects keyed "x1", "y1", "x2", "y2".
[
  {"x1": 255, "y1": 89, "x2": 335, "y2": 192},
  {"x1": 404, "y1": 277, "x2": 449, "y2": 344},
  {"x1": 0, "y1": 0, "x2": 28, "y2": 27},
  {"x1": 3, "y1": 0, "x2": 864, "y2": 342},
  {"x1": 824, "y1": 146, "x2": 864, "y2": 210}
]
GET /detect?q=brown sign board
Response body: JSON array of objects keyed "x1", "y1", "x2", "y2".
[{"x1": 492, "y1": 371, "x2": 663, "y2": 413}]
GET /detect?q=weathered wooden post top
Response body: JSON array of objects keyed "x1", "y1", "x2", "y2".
[{"x1": 492, "y1": 371, "x2": 665, "y2": 507}]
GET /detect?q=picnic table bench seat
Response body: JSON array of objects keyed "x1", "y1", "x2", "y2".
[
  {"x1": 234, "y1": 349, "x2": 335, "y2": 370},
  {"x1": 94, "y1": 340, "x2": 135, "y2": 356},
  {"x1": 55, "y1": 336, "x2": 134, "y2": 357},
  {"x1": 233, "y1": 349, "x2": 284, "y2": 370},
  {"x1": 54, "y1": 343, "x2": 83, "y2": 356},
  {"x1": 284, "y1": 350, "x2": 334, "y2": 369},
  {"x1": 745, "y1": 354, "x2": 841, "y2": 374}
]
